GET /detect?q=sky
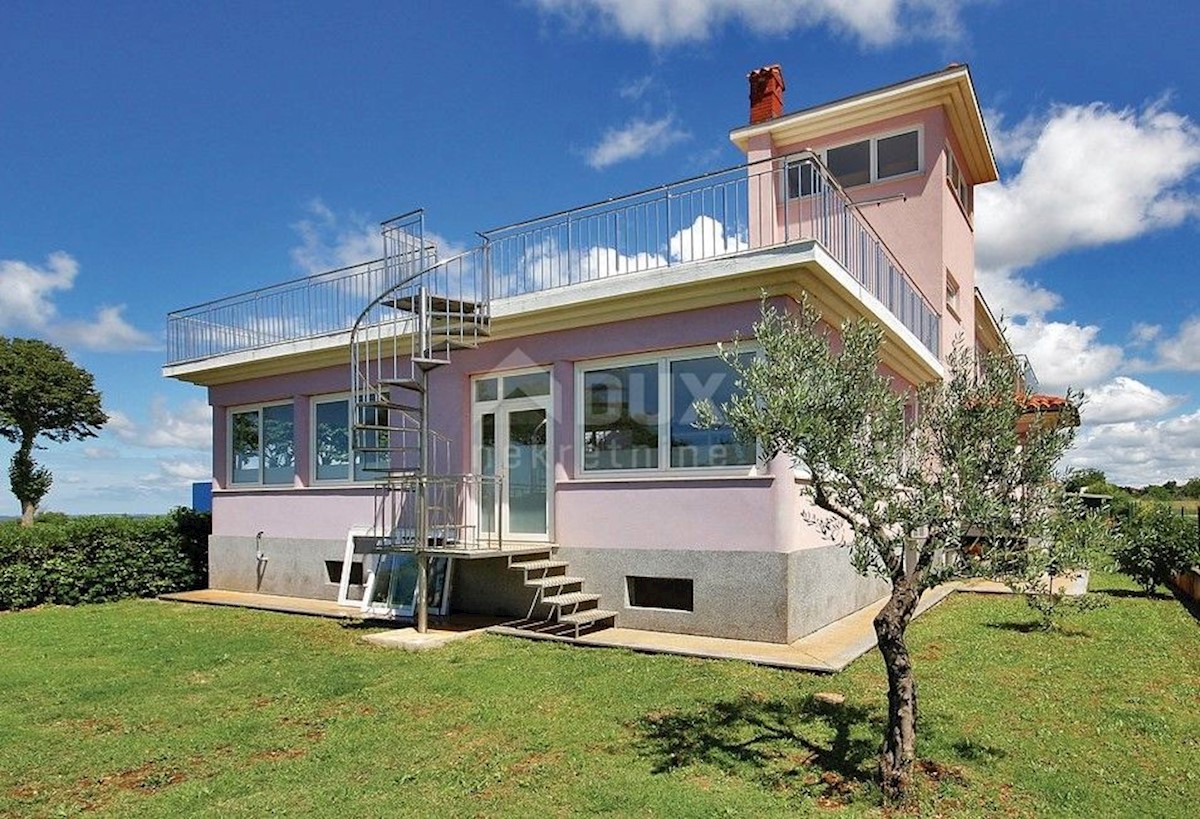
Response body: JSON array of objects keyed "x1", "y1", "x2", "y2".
[{"x1": 1, "y1": 0, "x2": 1198, "y2": 514}]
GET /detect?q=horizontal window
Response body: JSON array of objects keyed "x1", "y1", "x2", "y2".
[
  {"x1": 788, "y1": 128, "x2": 922, "y2": 195},
  {"x1": 627, "y1": 576, "x2": 694, "y2": 611},
  {"x1": 579, "y1": 351, "x2": 754, "y2": 474},
  {"x1": 230, "y1": 403, "x2": 294, "y2": 486}
]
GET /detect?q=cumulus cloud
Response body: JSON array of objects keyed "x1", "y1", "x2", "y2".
[
  {"x1": 107, "y1": 398, "x2": 212, "y2": 451},
  {"x1": 1005, "y1": 317, "x2": 1123, "y2": 392},
  {"x1": 977, "y1": 101, "x2": 1200, "y2": 274},
  {"x1": 1146, "y1": 315, "x2": 1200, "y2": 372},
  {"x1": 0, "y1": 252, "x2": 157, "y2": 351},
  {"x1": 585, "y1": 115, "x2": 690, "y2": 169},
  {"x1": 1080, "y1": 377, "x2": 1182, "y2": 424},
  {"x1": 82, "y1": 446, "x2": 120, "y2": 460},
  {"x1": 669, "y1": 214, "x2": 749, "y2": 262},
  {"x1": 1064, "y1": 409, "x2": 1200, "y2": 486},
  {"x1": 532, "y1": 0, "x2": 970, "y2": 48}
]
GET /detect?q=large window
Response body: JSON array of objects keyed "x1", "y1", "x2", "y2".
[
  {"x1": 579, "y1": 350, "x2": 755, "y2": 474},
  {"x1": 312, "y1": 395, "x2": 388, "y2": 482},
  {"x1": 230, "y1": 402, "x2": 294, "y2": 485},
  {"x1": 788, "y1": 128, "x2": 922, "y2": 194}
]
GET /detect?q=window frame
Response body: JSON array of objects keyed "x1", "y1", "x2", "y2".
[
  {"x1": 227, "y1": 400, "x2": 296, "y2": 488},
  {"x1": 944, "y1": 142, "x2": 974, "y2": 221},
  {"x1": 309, "y1": 391, "x2": 389, "y2": 486},
  {"x1": 786, "y1": 125, "x2": 924, "y2": 197},
  {"x1": 573, "y1": 345, "x2": 760, "y2": 479}
]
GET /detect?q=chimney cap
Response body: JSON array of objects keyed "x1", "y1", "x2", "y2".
[{"x1": 748, "y1": 64, "x2": 786, "y2": 89}]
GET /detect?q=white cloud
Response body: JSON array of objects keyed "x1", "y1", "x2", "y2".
[
  {"x1": 977, "y1": 101, "x2": 1200, "y2": 274},
  {"x1": 53, "y1": 305, "x2": 158, "y2": 351},
  {"x1": 1080, "y1": 377, "x2": 1182, "y2": 424},
  {"x1": 1005, "y1": 317, "x2": 1123, "y2": 392},
  {"x1": 157, "y1": 458, "x2": 210, "y2": 483},
  {"x1": 1065, "y1": 409, "x2": 1200, "y2": 487},
  {"x1": 1129, "y1": 321, "x2": 1161, "y2": 346},
  {"x1": 584, "y1": 115, "x2": 689, "y2": 169},
  {"x1": 290, "y1": 199, "x2": 467, "y2": 275},
  {"x1": 0, "y1": 252, "x2": 157, "y2": 351},
  {"x1": 619, "y1": 75, "x2": 654, "y2": 100},
  {"x1": 82, "y1": 446, "x2": 119, "y2": 460},
  {"x1": 1147, "y1": 315, "x2": 1200, "y2": 372},
  {"x1": 532, "y1": 0, "x2": 969, "y2": 48},
  {"x1": 669, "y1": 214, "x2": 748, "y2": 262},
  {"x1": 107, "y1": 398, "x2": 211, "y2": 451}
]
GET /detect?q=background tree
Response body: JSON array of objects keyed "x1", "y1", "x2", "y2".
[
  {"x1": 701, "y1": 298, "x2": 1077, "y2": 801},
  {"x1": 0, "y1": 338, "x2": 107, "y2": 525}
]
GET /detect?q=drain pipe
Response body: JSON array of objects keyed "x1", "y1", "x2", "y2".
[{"x1": 255, "y1": 531, "x2": 268, "y2": 564}]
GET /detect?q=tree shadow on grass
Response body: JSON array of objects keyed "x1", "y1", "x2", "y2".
[
  {"x1": 984, "y1": 621, "x2": 1090, "y2": 637},
  {"x1": 635, "y1": 693, "x2": 882, "y2": 799}
]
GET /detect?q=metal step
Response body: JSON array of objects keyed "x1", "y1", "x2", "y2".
[
  {"x1": 558, "y1": 608, "x2": 618, "y2": 637},
  {"x1": 385, "y1": 295, "x2": 482, "y2": 314},
  {"x1": 377, "y1": 377, "x2": 424, "y2": 391},
  {"x1": 541, "y1": 592, "x2": 602, "y2": 608},
  {"x1": 514, "y1": 559, "x2": 570, "y2": 573},
  {"x1": 356, "y1": 401, "x2": 421, "y2": 413},
  {"x1": 525, "y1": 575, "x2": 584, "y2": 590},
  {"x1": 412, "y1": 356, "x2": 449, "y2": 370},
  {"x1": 428, "y1": 335, "x2": 479, "y2": 351}
]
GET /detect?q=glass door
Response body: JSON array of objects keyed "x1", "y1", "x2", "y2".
[{"x1": 473, "y1": 370, "x2": 552, "y2": 541}]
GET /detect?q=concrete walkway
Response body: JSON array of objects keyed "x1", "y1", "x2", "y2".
[
  {"x1": 162, "y1": 583, "x2": 961, "y2": 673},
  {"x1": 489, "y1": 582, "x2": 958, "y2": 673}
]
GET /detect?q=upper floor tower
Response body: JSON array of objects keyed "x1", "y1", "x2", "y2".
[{"x1": 730, "y1": 64, "x2": 999, "y2": 360}]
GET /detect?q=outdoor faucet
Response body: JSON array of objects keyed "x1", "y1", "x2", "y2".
[{"x1": 255, "y1": 530, "x2": 268, "y2": 563}]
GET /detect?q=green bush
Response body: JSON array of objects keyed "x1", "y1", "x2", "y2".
[
  {"x1": 0, "y1": 508, "x2": 209, "y2": 610},
  {"x1": 1112, "y1": 504, "x2": 1199, "y2": 595}
]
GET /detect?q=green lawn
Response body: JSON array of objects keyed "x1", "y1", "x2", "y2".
[{"x1": 1, "y1": 573, "x2": 1197, "y2": 818}]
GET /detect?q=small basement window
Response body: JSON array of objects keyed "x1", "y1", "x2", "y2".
[
  {"x1": 326, "y1": 560, "x2": 364, "y2": 586},
  {"x1": 626, "y1": 576, "x2": 694, "y2": 611}
]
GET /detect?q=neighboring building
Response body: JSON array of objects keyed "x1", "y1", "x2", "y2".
[{"x1": 164, "y1": 64, "x2": 1017, "y2": 643}]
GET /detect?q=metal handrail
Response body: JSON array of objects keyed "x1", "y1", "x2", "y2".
[{"x1": 167, "y1": 153, "x2": 943, "y2": 365}]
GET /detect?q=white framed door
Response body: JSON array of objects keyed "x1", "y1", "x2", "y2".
[{"x1": 472, "y1": 369, "x2": 553, "y2": 542}]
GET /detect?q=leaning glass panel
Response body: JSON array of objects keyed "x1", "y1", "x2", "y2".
[
  {"x1": 314, "y1": 399, "x2": 350, "y2": 481},
  {"x1": 877, "y1": 130, "x2": 919, "y2": 179},
  {"x1": 230, "y1": 410, "x2": 260, "y2": 484},
  {"x1": 582, "y1": 363, "x2": 659, "y2": 470},
  {"x1": 261, "y1": 404, "x2": 295, "y2": 485},
  {"x1": 670, "y1": 355, "x2": 755, "y2": 467},
  {"x1": 826, "y1": 139, "x2": 871, "y2": 187}
]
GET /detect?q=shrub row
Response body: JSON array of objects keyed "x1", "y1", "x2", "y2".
[
  {"x1": 1112, "y1": 504, "x2": 1200, "y2": 595},
  {"x1": 0, "y1": 508, "x2": 209, "y2": 611}
]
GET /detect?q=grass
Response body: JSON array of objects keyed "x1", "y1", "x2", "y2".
[{"x1": 1, "y1": 573, "x2": 1196, "y2": 818}]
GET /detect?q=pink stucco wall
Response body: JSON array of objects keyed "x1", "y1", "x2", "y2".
[{"x1": 209, "y1": 299, "x2": 805, "y2": 552}]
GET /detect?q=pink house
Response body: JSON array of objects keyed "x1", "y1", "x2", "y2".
[{"x1": 164, "y1": 64, "x2": 1011, "y2": 642}]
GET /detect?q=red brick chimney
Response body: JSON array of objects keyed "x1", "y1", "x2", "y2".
[{"x1": 748, "y1": 65, "x2": 785, "y2": 124}]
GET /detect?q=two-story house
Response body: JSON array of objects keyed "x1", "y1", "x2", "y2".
[{"x1": 165, "y1": 64, "x2": 1016, "y2": 643}]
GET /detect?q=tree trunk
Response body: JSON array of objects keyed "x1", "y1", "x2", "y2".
[
  {"x1": 20, "y1": 500, "x2": 35, "y2": 527},
  {"x1": 873, "y1": 576, "x2": 923, "y2": 802}
]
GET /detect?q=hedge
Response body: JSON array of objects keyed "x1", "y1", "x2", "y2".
[{"x1": 0, "y1": 508, "x2": 209, "y2": 611}]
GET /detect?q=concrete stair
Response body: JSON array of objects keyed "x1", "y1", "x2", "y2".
[{"x1": 507, "y1": 550, "x2": 616, "y2": 638}]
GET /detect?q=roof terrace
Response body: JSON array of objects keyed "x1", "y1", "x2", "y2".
[{"x1": 165, "y1": 153, "x2": 941, "y2": 369}]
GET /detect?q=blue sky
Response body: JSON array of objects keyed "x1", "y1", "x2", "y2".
[{"x1": 2, "y1": 0, "x2": 1198, "y2": 513}]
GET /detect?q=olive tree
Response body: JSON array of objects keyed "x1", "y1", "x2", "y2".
[
  {"x1": 0, "y1": 338, "x2": 107, "y2": 525},
  {"x1": 700, "y1": 297, "x2": 1077, "y2": 801}
]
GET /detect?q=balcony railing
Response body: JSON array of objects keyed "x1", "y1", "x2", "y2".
[{"x1": 166, "y1": 153, "x2": 941, "y2": 366}]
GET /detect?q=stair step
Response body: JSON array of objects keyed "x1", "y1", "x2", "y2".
[
  {"x1": 385, "y1": 295, "x2": 482, "y2": 314},
  {"x1": 377, "y1": 378, "x2": 424, "y2": 391},
  {"x1": 514, "y1": 559, "x2": 569, "y2": 573},
  {"x1": 428, "y1": 336, "x2": 479, "y2": 351},
  {"x1": 557, "y1": 608, "x2": 617, "y2": 626},
  {"x1": 356, "y1": 401, "x2": 421, "y2": 413},
  {"x1": 525, "y1": 575, "x2": 584, "y2": 589},
  {"x1": 412, "y1": 356, "x2": 449, "y2": 369},
  {"x1": 541, "y1": 592, "x2": 601, "y2": 608}
]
